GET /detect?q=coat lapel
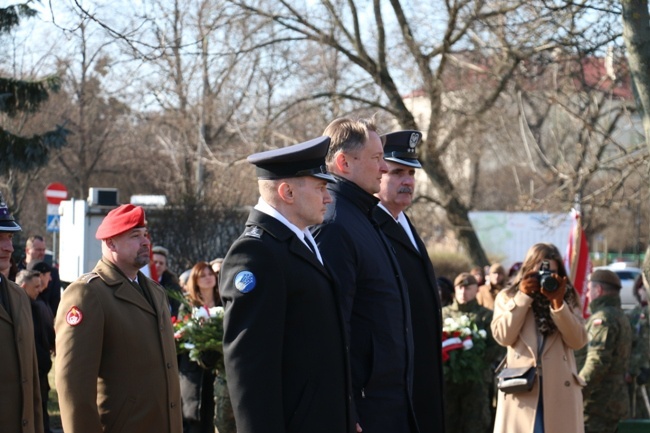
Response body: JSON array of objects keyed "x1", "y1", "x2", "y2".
[
  {"x1": 113, "y1": 281, "x2": 156, "y2": 315},
  {"x1": 375, "y1": 208, "x2": 420, "y2": 256},
  {"x1": 249, "y1": 209, "x2": 332, "y2": 280}
]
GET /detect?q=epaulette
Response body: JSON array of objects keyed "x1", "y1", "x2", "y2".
[
  {"x1": 78, "y1": 272, "x2": 100, "y2": 284},
  {"x1": 244, "y1": 225, "x2": 263, "y2": 239}
]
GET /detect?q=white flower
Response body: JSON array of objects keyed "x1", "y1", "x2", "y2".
[
  {"x1": 192, "y1": 307, "x2": 210, "y2": 320},
  {"x1": 462, "y1": 338, "x2": 474, "y2": 350},
  {"x1": 208, "y1": 306, "x2": 224, "y2": 318},
  {"x1": 461, "y1": 327, "x2": 472, "y2": 337},
  {"x1": 459, "y1": 315, "x2": 471, "y2": 327},
  {"x1": 478, "y1": 329, "x2": 487, "y2": 339},
  {"x1": 444, "y1": 317, "x2": 456, "y2": 327}
]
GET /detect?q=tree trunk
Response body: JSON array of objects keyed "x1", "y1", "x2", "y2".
[
  {"x1": 621, "y1": 0, "x2": 650, "y2": 288},
  {"x1": 422, "y1": 151, "x2": 490, "y2": 267}
]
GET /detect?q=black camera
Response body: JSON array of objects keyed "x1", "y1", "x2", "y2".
[{"x1": 538, "y1": 261, "x2": 559, "y2": 292}]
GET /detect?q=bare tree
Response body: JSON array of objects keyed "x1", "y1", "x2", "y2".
[{"x1": 220, "y1": 0, "x2": 622, "y2": 265}]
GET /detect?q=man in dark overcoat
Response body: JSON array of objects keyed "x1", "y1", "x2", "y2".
[
  {"x1": 55, "y1": 204, "x2": 182, "y2": 433},
  {"x1": 374, "y1": 130, "x2": 445, "y2": 433},
  {"x1": 0, "y1": 194, "x2": 43, "y2": 433},
  {"x1": 220, "y1": 136, "x2": 354, "y2": 433},
  {"x1": 312, "y1": 118, "x2": 418, "y2": 433}
]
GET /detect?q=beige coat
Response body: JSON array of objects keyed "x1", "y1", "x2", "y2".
[
  {"x1": 0, "y1": 277, "x2": 43, "y2": 433},
  {"x1": 55, "y1": 259, "x2": 182, "y2": 433},
  {"x1": 491, "y1": 290, "x2": 588, "y2": 433}
]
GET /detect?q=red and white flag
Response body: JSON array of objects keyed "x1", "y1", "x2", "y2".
[{"x1": 565, "y1": 209, "x2": 592, "y2": 318}]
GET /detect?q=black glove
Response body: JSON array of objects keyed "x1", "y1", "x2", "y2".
[{"x1": 637, "y1": 367, "x2": 650, "y2": 385}]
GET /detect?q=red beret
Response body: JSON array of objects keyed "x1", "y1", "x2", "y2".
[{"x1": 95, "y1": 204, "x2": 146, "y2": 240}]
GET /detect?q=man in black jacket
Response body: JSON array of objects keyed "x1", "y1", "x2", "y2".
[
  {"x1": 312, "y1": 118, "x2": 418, "y2": 433},
  {"x1": 220, "y1": 136, "x2": 354, "y2": 433},
  {"x1": 374, "y1": 130, "x2": 445, "y2": 433}
]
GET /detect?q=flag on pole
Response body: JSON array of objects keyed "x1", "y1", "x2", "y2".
[{"x1": 565, "y1": 209, "x2": 591, "y2": 317}]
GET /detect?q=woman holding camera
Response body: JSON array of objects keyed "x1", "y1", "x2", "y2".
[{"x1": 491, "y1": 243, "x2": 588, "y2": 433}]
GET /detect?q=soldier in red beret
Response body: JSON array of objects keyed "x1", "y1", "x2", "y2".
[{"x1": 55, "y1": 204, "x2": 182, "y2": 433}]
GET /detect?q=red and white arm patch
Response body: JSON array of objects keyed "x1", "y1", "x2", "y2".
[{"x1": 65, "y1": 306, "x2": 84, "y2": 326}]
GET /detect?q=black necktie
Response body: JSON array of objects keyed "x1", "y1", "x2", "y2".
[{"x1": 304, "y1": 237, "x2": 316, "y2": 254}]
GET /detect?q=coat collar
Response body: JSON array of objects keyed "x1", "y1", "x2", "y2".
[
  {"x1": 246, "y1": 209, "x2": 331, "y2": 278},
  {"x1": 94, "y1": 258, "x2": 156, "y2": 315},
  {"x1": 328, "y1": 176, "x2": 379, "y2": 217},
  {"x1": 373, "y1": 207, "x2": 421, "y2": 256}
]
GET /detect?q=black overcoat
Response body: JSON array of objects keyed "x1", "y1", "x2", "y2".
[
  {"x1": 374, "y1": 207, "x2": 446, "y2": 433},
  {"x1": 220, "y1": 209, "x2": 353, "y2": 433},
  {"x1": 312, "y1": 178, "x2": 418, "y2": 433}
]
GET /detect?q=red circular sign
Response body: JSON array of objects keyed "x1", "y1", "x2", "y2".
[{"x1": 44, "y1": 182, "x2": 68, "y2": 205}]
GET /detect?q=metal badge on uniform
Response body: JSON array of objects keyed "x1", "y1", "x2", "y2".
[
  {"x1": 66, "y1": 306, "x2": 84, "y2": 326},
  {"x1": 235, "y1": 271, "x2": 256, "y2": 293},
  {"x1": 244, "y1": 226, "x2": 263, "y2": 239},
  {"x1": 409, "y1": 133, "x2": 419, "y2": 150}
]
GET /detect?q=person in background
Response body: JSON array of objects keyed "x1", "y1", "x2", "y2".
[
  {"x1": 55, "y1": 204, "x2": 182, "y2": 433},
  {"x1": 152, "y1": 245, "x2": 183, "y2": 317},
  {"x1": 437, "y1": 276, "x2": 455, "y2": 307},
  {"x1": 471, "y1": 265, "x2": 486, "y2": 287},
  {"x1": 17, "y1": 269, "x2": 54, "y2": 433},
  {"x1": 477, "y1": 263, "x2": 507, "y2": 310},
  {"x1": 625, "y1": 275, "x2": 650, "y2": 418},
  {"x1": 442, "y1": 273, "x2": 496, "y2": 433},
  {"x1": 179, "y1": 262, "x2": 220, "y2": 433},
  {"x1": 374, "y1": 129, "x2": 445, "y2": 433},
  {"x1": 0, "y1": 193, "x2": 43, "y2": 433},
  {"x1": 221, "y1": 136, "x2": 353, "y2": 433},
  {"x1": 210, "y1": 258, "x2": 223, "y2": 276},
  {"x1": 21, "y1": 235, "x2": 61, "y2": 316},
  {"x1": 492, "y1": 243, "x2": 587, "y2": 433},
  {"x1": 179, "y1": 269, "x2": 192, "y2": 294},
  {"x1": 576, "y1": 269, "x2": 632, "y2": 433}
]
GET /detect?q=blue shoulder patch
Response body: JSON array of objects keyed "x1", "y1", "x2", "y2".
[{"x1": 235, "y1": 271, "x2": 257, "y2": 293}]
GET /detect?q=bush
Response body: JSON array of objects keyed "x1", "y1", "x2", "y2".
[{"x1": 429, "y1": 250, "x2": 474, "y2": 281}]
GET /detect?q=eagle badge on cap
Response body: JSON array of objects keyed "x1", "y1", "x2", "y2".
[
  {"x1": 66, "y1": 306, "x2": 84, "y2": 326},
  {"x1": 235, "y1": 271, "x2": 256, "y2": 293},
  {"x1": 409, "y1": 133, "x2": 419, "y2": 150}
]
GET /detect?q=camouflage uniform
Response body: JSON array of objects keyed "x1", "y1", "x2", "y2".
[
  {"x1": 442, "y1": 299, "x2": 498, "y2": 433},
  {"x1": 576, "y1": 294, "x2": 632, "y2": 433},
  {"x1": 214, "y1": 374, "x2": 236, "y2": 433},
  {"x1": 625, "y1": 304, "x2": 650, "y2": 419}
]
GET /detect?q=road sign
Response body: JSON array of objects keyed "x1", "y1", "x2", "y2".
[
  {"x1": 46, "y1": 214, "x2": 60, "y2": 232},
  {"x1": 44, "y1": 182, "x2": 68, "y2": 205}
]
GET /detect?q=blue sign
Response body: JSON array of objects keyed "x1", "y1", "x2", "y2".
[{"x1": 46, "y1": 214, "x2": 60, "y2": 233}]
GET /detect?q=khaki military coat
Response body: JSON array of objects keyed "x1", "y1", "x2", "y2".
[
  {"x1": 0, "y1": 276, "x2": 43, "y2": 433},
  {"x1": 491, "y1": 290, "x2": 588, "y2": 433},
  {"x1": 55, "y1": 259, "x2": 182, "y2": 433}
]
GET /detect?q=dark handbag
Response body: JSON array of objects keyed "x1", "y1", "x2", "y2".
[{"x1": 497, "y1": 366, "x2": 536, "y2": 394}]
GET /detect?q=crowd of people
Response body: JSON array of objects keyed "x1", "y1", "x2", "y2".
[{"x1": 1, "y1": 116, "x2": 649, "y2": 433}]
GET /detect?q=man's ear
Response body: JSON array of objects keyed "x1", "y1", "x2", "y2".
[
  {"x1": 277, "y1": 181, "x2": 294, "y2": 203},
  {"x1": 105, "y1": 238, "x2": 117, "y2": 252},
  {"x1": 334, "y1": 152, "x2": 350, "y2": 174}
]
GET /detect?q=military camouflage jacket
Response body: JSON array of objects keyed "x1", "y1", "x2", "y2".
[
  {"x1": 576, "y1": 294, "x2": 632, "y2": 402},
  {"x1": 625, "y1": 304, "x2": 650, "y2": 376}
]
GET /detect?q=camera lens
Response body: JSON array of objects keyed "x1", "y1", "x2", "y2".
[{"x1": 541, "y1": 275, "x2": 559, "y2": 292}]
